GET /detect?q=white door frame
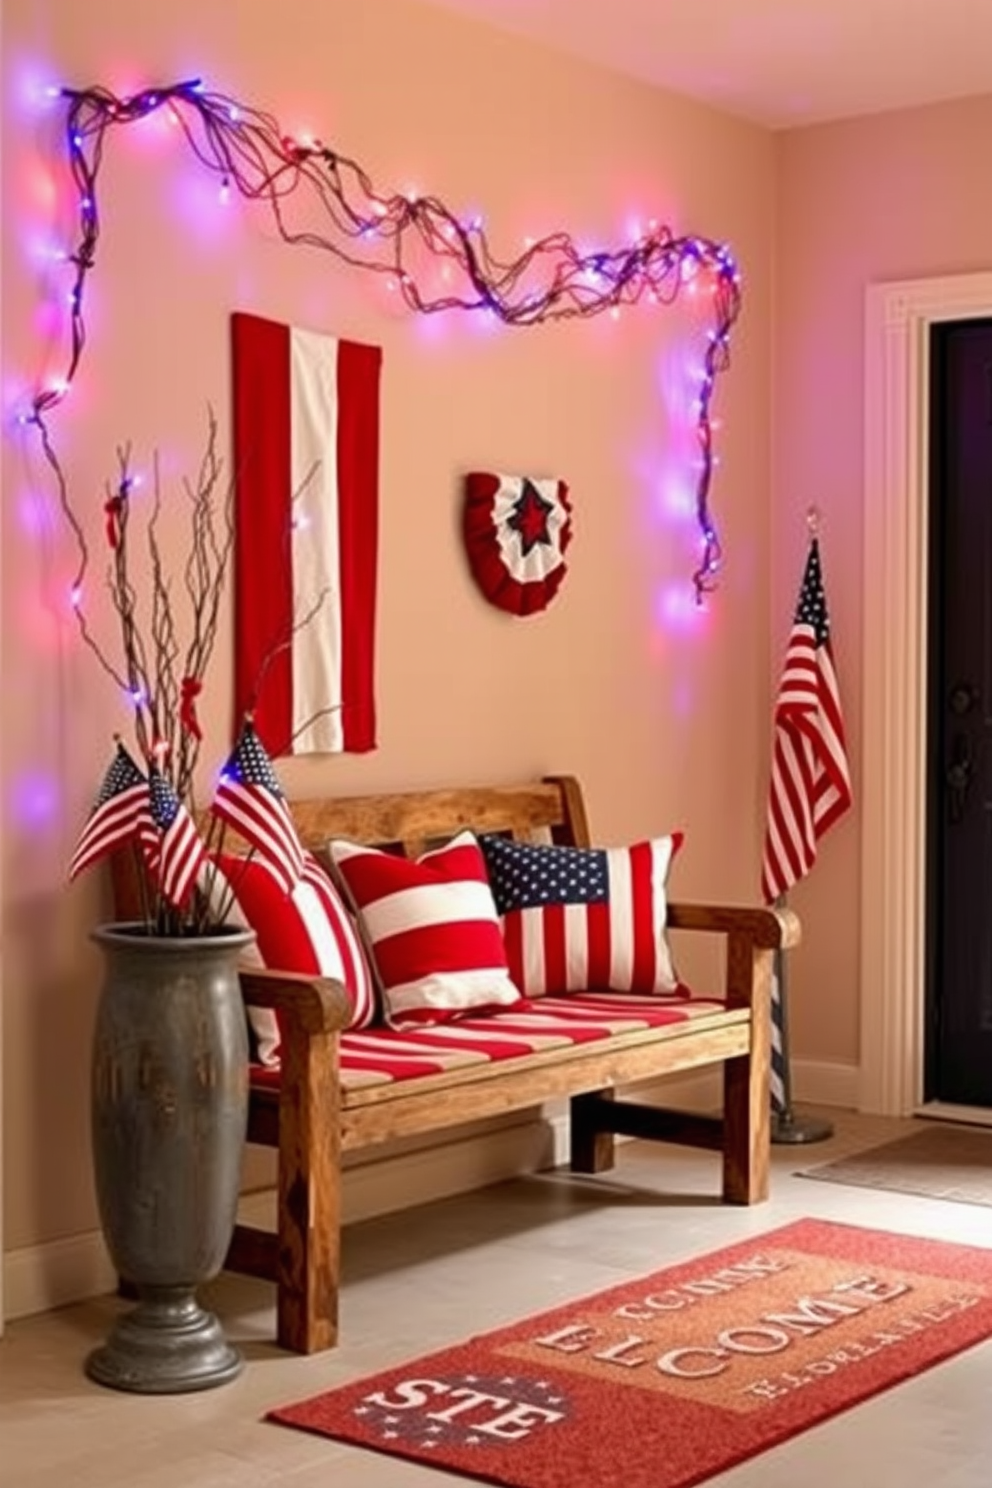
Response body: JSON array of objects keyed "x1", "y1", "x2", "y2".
[{"x1": 860, "y1": 270, "x2": 992, "y2": 1115}]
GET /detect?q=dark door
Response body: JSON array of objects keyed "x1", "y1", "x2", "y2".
[{"x1": 926, "y1": 318, "x2": 992, "y2": 1107}]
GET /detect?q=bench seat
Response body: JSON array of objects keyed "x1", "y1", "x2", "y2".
[{"x1": 249, "y1": 991, "x2": 730, "y2": 1091}]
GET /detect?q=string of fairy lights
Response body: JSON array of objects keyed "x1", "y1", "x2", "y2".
[{"x1": 24, "y1": 77, "x2": 742, "y2": 599}]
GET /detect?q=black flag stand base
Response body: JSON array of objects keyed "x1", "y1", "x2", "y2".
[
  {"x1": 769, "y1": 895, "x2": 834, "y2": 1146},
  {"x1": 771, "y1": 1108, "x2": 835, "y2": 1145}
]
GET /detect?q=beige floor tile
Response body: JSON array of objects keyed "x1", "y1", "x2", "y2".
[{"x1": 3, "y1": 1107, "x2": 992, "y2": 1487}]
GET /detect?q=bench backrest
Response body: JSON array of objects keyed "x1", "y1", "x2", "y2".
[
  {"x1": 258, "y1": 777, "x2": 585, "y2": 860},
  {"x1": 110, "y1": 775, "x2": 590, "y2": 917}
]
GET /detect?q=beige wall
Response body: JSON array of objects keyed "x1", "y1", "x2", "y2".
[
  {"x1": 774, "y1": 94, "x2": 992, "y2": 1068},
  {"x1": 0, "y1": 0, "x2": 776, "y2": 1255}
]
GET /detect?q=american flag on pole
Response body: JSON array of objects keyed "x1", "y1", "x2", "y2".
[
  {"x1": 68, "y1": 742, "x2": 149, "y2": 881},
  {"x1": 231, "y1": 311, "x2": 381, "y2": 757},
  {"x1": 761, "y1": 537, "x2": 852, "y2": 904},
  {"x1": 761, "y1": 536, "x2": 852, "y2": 1112},
  {"x1": 147, "y1": 766, "x2": 208, "y2": 911},
  {"x1": 212, "y1": 720, "x2": 306, "y2": 894}
]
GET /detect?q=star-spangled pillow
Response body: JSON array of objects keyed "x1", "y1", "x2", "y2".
[
  {"x1": 477, "y1": 832, "x2": 685, "y2": 998},
  {"x1": 326, "y1": 831, "x2": 524, "y2": 1028},
  {"x1": 206, "y1": 850, "x2": 378, "y2": 1066}
]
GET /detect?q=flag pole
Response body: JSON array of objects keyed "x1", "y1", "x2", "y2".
[
  {"x1": 770, "y1": 893, "x2": 834, "y2": 1144},
  {"x1": 763, "y1": 507, "x2": 850, "y2": 1144}
]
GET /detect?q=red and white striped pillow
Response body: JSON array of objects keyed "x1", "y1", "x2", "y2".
[
  {"x1": 208, "y1": 850, "x2": 378, "y2": 1066},
  {"x1": 327, "y1": 831, "x2": 524, "y2": 1028}
]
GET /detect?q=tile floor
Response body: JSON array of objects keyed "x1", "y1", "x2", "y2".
[{"x1": 3, "y1": 1107, "x2": 992, "y2": 1486}]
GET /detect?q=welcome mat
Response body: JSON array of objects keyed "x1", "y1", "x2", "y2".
[
  {"x1": 798, "y1": 1124, "x2": 992, "y2": 1208},
  {"x1": 268, "y1": 1219, "x2": 992, "y2": 1488}
]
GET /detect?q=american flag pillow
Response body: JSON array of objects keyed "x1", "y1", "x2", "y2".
[
  {"x1": 327, "y1": 831, "x2": 524, "y2": 1028},
  {"x1": 478, "y1": 833, "x2": 685, "y2": 998},
  {"x1": 206, "y1": 850, "x2": 378, "y2": 1066}
]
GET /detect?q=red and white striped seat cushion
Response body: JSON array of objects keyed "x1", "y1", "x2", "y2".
[
  {"x1": 208, "y1": 850, "x2": 377, "y2": 1066},
  {"x1": 327, "y1": 831, "x2": 524, "y2": 1028},
  {"x1": 250, "y1": 991, "x2": 726, "y2": 1091}
]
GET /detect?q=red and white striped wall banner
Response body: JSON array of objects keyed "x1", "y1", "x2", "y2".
[{"x1": 231, "y1": 311, "x2": 381, "y2": 755}]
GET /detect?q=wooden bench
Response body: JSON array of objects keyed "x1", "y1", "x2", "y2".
[{"x1": 115, "y1": 774, "x2": 800, "y2": 1355}]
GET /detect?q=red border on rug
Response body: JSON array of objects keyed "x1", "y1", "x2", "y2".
[{"x1": 267, "y1": 1219, "x2": 992, "y2": 1488}]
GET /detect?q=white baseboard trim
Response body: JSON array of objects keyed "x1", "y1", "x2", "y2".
[
  {"x1": 2, "y1": 1062, "x2": 857, "y2": 1323},
  {"x1": 622, "y1": 1060, "x2": 859, "y2": 1118},
  {"x1": 2, "y1": 1112, "x2": 566, "y2": 1323},
  {"x1": 791, "y1": 1058, "x2": 859, "y2": 1111},
  {"x1": 3, "y1": 1228, "x2": 117, "y2": 1324}
]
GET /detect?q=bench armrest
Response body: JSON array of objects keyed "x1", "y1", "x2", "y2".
[
  {"x1": 667, "y1": 901, "x2": 801, "y2": 950},
  {"x1": 238, "y1": 968, "x2": 353, "y2": 1035},
  {"x1": 667, "y1": 900, "x2": 800, "y2": 1018}
]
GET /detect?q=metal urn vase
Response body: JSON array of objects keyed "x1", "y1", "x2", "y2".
[{"x1": 85, "y1": 923, "x2": 254, "y2": 1394}]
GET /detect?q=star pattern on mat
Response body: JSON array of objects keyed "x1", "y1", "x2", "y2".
[{"x1": 353, "y1": 1372, "x2": 571, "y2": 1449}]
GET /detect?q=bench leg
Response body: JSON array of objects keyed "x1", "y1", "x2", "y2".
[
  {"x1": 276, "y1": 1030, "x2": 341, "y2": 1353},
  {"x1": 570, "y1": 1089, "x2": 616, "y2": 1173},
  {"x1": 721, "y1": 942, "x2": 773, "y2": 1204}
]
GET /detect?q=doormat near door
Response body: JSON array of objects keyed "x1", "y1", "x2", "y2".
[
  {"x1": 267, "y1": 1218, "x2": 992, "y2": 1488},
  {"x1": 798, "y1": 1124, "x2": 992, "y2": 1208}
]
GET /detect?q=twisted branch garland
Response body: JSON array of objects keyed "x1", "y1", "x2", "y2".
[{"x1": 24, "y1": 77, "x2": 742, "y2": 599}]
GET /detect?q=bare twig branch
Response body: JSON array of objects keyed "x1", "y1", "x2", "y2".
[
  {"x1": 282, "y1": 700, "x2": 344, "y2": 755},
  {"x1": 247, "y1": 579, "x2": 333, "y2": 717},
  {"x1": 244, "y1": 460, "x2": 325, "y2": 719},
  {"x1": 173, "y1": 408, "x2": 235, "y2": 803},
  {"x1": 51, "y1": 401, "x2": 337, "y2": 926},
  {"x1": 53, "y1": 410, "x2": 244, "y2": 929}
]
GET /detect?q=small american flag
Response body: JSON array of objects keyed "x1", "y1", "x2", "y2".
[
  {"x1": 212, "y1": 720, "x2": 305, "y2": 893},
  {"x1": 69, "y1": 743, "x2": 150, "y2": 881},
  {"x1": 147, "y1": 765, "x2": 207, "y2": 910},
  {"x1": 761, "y1": 537, "x2": 852, "y2": 906}
]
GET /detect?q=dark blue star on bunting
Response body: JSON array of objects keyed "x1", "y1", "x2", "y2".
[{"x1": 507, "y1": 479, "x2": 554, "y2": 556}]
